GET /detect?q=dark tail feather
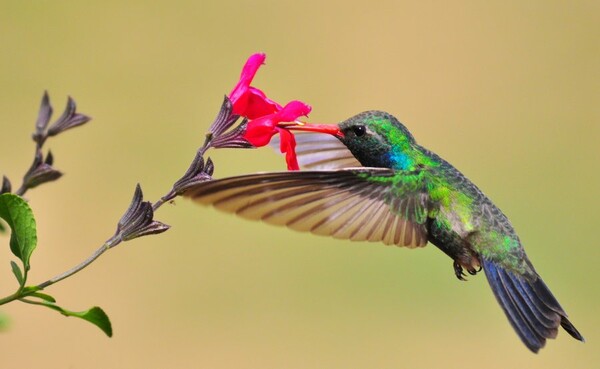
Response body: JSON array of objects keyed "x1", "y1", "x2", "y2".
[{"x1": 482, "y1": 258, "x2": 584, "y2": 352}]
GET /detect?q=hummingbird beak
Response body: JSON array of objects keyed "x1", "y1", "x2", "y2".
[{"x1": 279, "y1": 121, "x2": 344, "y2": 137}]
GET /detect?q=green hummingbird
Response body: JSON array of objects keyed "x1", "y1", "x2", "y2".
[{"x1": 185, "y1": 110, "x2": 584, "y2": 352}]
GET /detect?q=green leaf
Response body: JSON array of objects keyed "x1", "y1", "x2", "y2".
[
  {"x1": 42, "y1": 303, "x2": 112, "y2": 337},
  {"x1": 0, "y1": 194, "x2": 37, "y2": 271},
  {"x1": 29, "y1": 292, "x2": 56, "y2": 303},
  {"x1": 0, "y1": 219, "x2": 5, "y2": 233},
  {"x1": 10, "y1": 261, "x2": 24, "y2": 286},
  {"x1": 0, "y1": 311, "x2": 10, "y2": 331}
]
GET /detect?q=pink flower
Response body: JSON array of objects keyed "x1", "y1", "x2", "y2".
[
  {"x1": 243, "y1": 101, "x2": 312, "y2": 170},
  {"x1": 225, "y1": 53, "x2": 343, "y2": 170},
  {"x1": 229, "y1": 53, "x2": 282, "y2": 119}
]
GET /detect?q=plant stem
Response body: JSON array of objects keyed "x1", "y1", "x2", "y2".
[
  {"x1": 3, "y1": 129, "x2": 216, "y2": 306},
  {"x1": 35, "y1": 236, "x2": 120, "y2": 290},
  {"x1": 15, "y1": 141, "x2": 44, "y2": 197},
  {"x1": 15, "y1": 185, "x2": 28, "y2": 197},
  {"x1": 0, "y1": 270, "x2": 29, "y2": 305},
  {"x1": 0, "y1": 291, "x2": 23, "y2": 305},
  {"x1": 27, "y1": 144, "x2": 215, "y2": 292},
  {"x1": 152, "y1": 191, "x2": 177, "y2": 211}
]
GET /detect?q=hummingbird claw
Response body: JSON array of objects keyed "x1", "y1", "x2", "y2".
[
  {"x1": 453, "y1": 261, "x2": 468, "y2": 281},
  {"x1": 467, "y1": 264, "x2": 482, "y2": 276}
]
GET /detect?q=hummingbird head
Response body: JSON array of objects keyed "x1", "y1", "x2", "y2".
[
  {"x1": 284, "y1": 110, "x2": 422, "y2": 170},
  {"x1": 337, "y1": 111, "x2": 418, "y2": 169}
]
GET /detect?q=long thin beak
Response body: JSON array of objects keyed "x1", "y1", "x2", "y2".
[{"x1": 278, "y1": 121, "x2": 343, "y2": 137}]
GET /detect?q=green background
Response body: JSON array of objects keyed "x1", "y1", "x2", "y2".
[{"x1": 0, "y1": 1, "x2": 598, "y2": 368}]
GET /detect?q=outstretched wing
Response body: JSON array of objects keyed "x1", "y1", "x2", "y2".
[
  {"x1": 272, "y1": 133, "x2": 362, "y2": 170},
  {"x1": 185, "y1": 168, "x2": 432, "y2": 248}
]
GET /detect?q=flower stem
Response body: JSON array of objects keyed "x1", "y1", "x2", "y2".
[
  {"x1": 0, "y1": 270, "x2": 29, "y2": 305},
  {"x1": 26, "y1": 141, "x2": 216, "y2": 292},
  {"x1": 152, "y1": 191, "x2": 177, "y2": 211},
  {"x1": 35, "y1": 236, "x2": 120, "y2": 290},
  {"x1": 0, "y1": 291, "x2": 23, "y2": 306},
  {"x1": 3, "y1": 123, "x2": 218, "y2": 307},
  {"x1": 15, "y1": 142, "x2": 43, "y2": 197}
]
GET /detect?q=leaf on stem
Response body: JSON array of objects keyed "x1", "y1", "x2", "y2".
[
  {"x1": 41, "y1": 303, "x2": 112, "y2": 337},
  {"x1": 0, "y1": 311, "x2": 10, "y2": 332},
  {"x1": 29, "y1": 292, "x2": 56, "y2": 303},
  {"x1": 10, "y1": 261, "x2": 24, "y2": 286},
  {"x1": 0, "y1": 194, "x2": 37, "y2": 271}
]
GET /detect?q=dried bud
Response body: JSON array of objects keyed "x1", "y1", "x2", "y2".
[
  {"x1": 172, "y1": 151, "x2": 213, "y2": 195},
  {"x1": 204, "y1": 157, "x2": 214, "y2": 176},
  {"x1": 33, "y1": 91, "x2": 53, "y2": 144},
  {"x1": 209, "y1": 119, "x2": 254, "y2": 149},
  {"x1": 1, "y1": 176, "x2": 11, "y2": 194},
  {"x1": 44, "y1": 150, "x2": 55, "y2": 165},
  {"x1": 47, "y1": 96, "x2": 91, "y2": 137},
  {"x1": 22, "y1": 150, "x2": 62, "y2": 189},
  {"x1": 116, "y1": 184, "x2": 170, "y2": 242},
  {"x1": 208, "y1": 95, "x2": 241, "y2": 139}
]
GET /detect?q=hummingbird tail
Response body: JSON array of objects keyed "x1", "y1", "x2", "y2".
[{"x1": 481, "y1": 258, "x2": 584, "y2": 352}]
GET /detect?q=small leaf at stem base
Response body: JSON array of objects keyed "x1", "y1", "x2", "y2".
[
  {"x1": 10, "y1": 261, "x2": 24, "y2": 286},
  {"x1": 29, "y1": 292, "x2": 56, "y2": 303}
]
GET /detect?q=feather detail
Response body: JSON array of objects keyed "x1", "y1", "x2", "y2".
[
  {"x1": 482, "y1": 258, "x2": 584, "y2": 352},
  {"x1": 185, "y1": 168, "x2": 430, "y2": 248},
  {"x1": 272, "y1": 133, "x2": 362, "y2": 170}
]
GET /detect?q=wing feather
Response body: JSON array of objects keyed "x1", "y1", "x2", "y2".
[
  {"x1": 272, "y1": 133, "x2": 362, "y2": 170},
  {"x1": 186, "y1": 168, "x2": 431, "y2": 248}
]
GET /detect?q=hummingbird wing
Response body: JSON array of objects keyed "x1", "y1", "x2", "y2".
[
  {"x1": 185, "y1": 168, "x2": 431, "y2": 248},
  {"x1": 272, "y1": 133, "x2": 362, "y2": 170}
]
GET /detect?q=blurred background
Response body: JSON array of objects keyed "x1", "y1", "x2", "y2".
[{"x1": 0, "y1": 1, "x2": 598, "y2": 368}]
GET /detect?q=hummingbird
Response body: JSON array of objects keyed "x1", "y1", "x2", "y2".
[{"x1": 185, "y1": 110, "x2": 584, "y2": 352}]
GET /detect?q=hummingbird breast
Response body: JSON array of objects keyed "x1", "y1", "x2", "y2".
[{"x1": 421, "y1": 152, "x2": 498, "y2": 271}]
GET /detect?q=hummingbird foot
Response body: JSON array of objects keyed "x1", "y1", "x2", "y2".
[
  {"x1": 453, "y1": 261, "x2": 468, "y2": 281},
  {"x1": 467, "y1": 265, "x2": 483, "y2": 276},
  {"x1": 453, "y1": 260, "x2": 482, "y2": 280}
]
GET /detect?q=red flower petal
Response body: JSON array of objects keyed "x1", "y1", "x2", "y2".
[
  {"x1": 242, "y1": 99, "x2": 312, "y2": 148},
  {"x1": 240, "y1": 53, "x2": 266, "y2": 82},
  {"x1": 277, "y1": 101, "x2": 312, "y2": 122},
  {"x1": 242, "y1": 116, "x2": 278, "y2": 147},
  {"x1": 244, "y1": 87, "x2": 282, "y2": 119},
  {"x1": 229, "y1": 53, "x2": 265, "y2": 102},
  {"x1": 225, "y1": 53, "x2": 315, "y2": 171},
  {"x1": 278, "y1": 128, "x2": 299, "y2": 170},
  {"x1": 229, "y1": 53, "x2": 270, "y2": 117}
]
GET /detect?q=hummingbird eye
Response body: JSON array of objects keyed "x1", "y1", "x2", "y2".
[{"x1": 352, "y1": 125, "x2": 366, "y2": 137}]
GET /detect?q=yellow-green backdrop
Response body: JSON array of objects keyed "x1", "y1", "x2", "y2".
[{"x1": 1, "y1": 1, "x2": 598, "y2": 368}]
